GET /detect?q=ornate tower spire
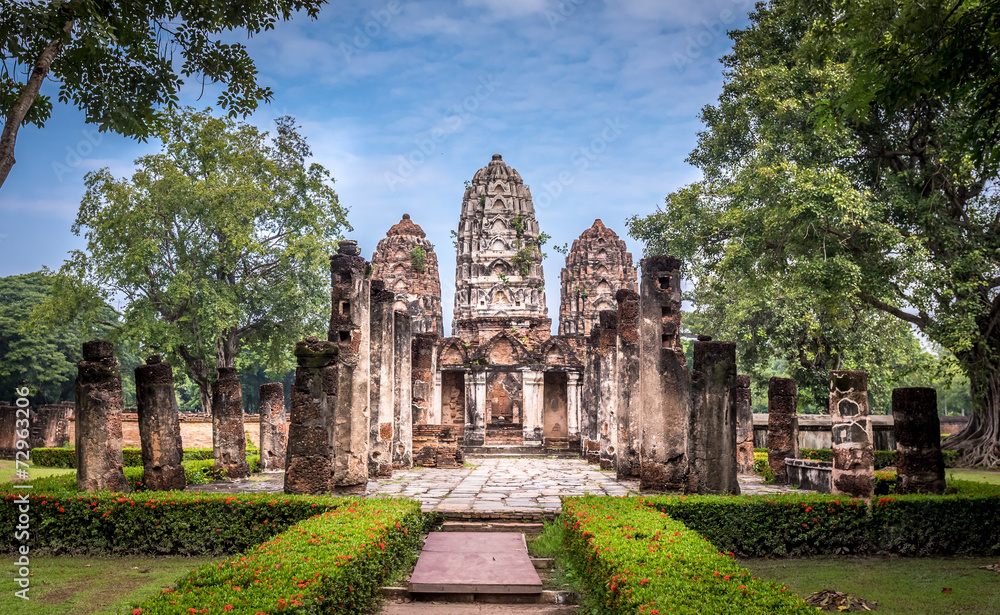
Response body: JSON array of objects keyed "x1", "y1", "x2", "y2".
[
  {"x1": 559, "y1": 219, "x2": 638, "y2": 337},
  {"x1": 452, "y1": 154, "x2": 550, "y2": 345},
  {"x1": 371, "y1": 214, "x2": 444, "y2": 336}
]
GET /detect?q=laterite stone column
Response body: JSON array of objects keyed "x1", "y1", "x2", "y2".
[
  {"x1": 830, "y1": 370, "x2": 874, "y2": 498},
  {"x1": 638, "y1": 256, "x2": 690, "y2": 492},
  {"x1": 213, "y1": 367, "x2": 249, "y2": 479},
  {"x1": 392, "y1": 310, "x2": 413, "y2": 469},
  {"x1": 767, "y1": 377, "x2": 798, "y2": 485},
  {"x1": 687, "y1": 341, "x2": 740, "y2": 495},
  {"x1": 329, "y1": 240, "x2": 371, "y2": 493},
  {"x1": 369, "y1": 280, "x2": 395, "y2": 477},
  {"x1": 75, "y1": 340, "x2": 129, "y2": 493},
  {"x1": 892, "y1": 387, "x2": 946, "y2": 495},
  {"x1": 616, "y1": 289, "x2": 641, "y2": 480},
  {"x1": 135, "y1": 355, "x2": 185, "y2": 491},
  {"x1": 594, "y1": 310, "x2": 619, "y2": 471},
  {"x1": 259, "y1": 382, "x2": 287, "y2": 473},
  {"x1": 735, "y1": 374, "x2": 755, "y2": 474},
  {"x1": 285, "y1": 337, "x2": 339, "y2": 495}
]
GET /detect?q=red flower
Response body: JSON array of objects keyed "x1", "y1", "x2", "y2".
[
  {"x1": 133, "y1": 609, "x2": 142, "y2": 615},
  {"x1": 224, "y1": 606, "x2": 233, "y2": 612}
]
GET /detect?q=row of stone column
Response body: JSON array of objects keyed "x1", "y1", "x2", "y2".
[
  {"x1": 283, "y1": 240, "x2": 416, "y2": 495},
  {"x1": 766, "y1": 370, "x2": 946, "y2": 496},
  {"x1": 75, "y1": 341, "x2": 289, "y2": 493}
]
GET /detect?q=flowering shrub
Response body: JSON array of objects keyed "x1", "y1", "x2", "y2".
[
  {"x1": 131, "y1": 498, "x2": 424, "y2": 615},
  {"x1": 561, "y1": 496, "x2": 814, "y2": 614}
]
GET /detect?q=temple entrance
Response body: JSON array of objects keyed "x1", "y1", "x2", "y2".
[
  {"x1": 543, "y1": 372, "x2": 569, "y2": 450},
  {"x1": 486, "y1": 371, "x2": 523, "y2": 445},
  {"x1": 441, "y1": 371, "x2": 466, "y2": 440}
]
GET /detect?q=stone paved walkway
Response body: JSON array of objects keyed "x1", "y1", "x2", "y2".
[{"x1": 188, "y1": 457, "x2": 807, "y2": 510}]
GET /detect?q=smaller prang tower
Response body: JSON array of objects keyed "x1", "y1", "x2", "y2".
[
  {"x1": 371, "y1": 214, "x2": 444, "y2": 336},
  {"x1": 558, "y1": 220, "x2": 638, "y2": 337},
  {"x1": 452, "y1": 154, "x2": 550, "y2": 346}
]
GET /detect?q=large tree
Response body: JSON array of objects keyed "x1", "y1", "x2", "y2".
[
  {"x1": 33, "y1": 107, "x2": 348, "y2": 415},
  {"x1": 0, "y1": 0, "x2": 326, "y2": 189},
  {"x1": 627, "y1": 0, "x2": 1000, "y2": 465}
]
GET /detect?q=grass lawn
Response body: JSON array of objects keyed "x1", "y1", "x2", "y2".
[
  {"x1": 948, "y1": 468, "x2": 1000, "y2": 485},
  {"x1": 0, "y1": 460, "x2": 75, "y2": 483},
  {"x1": 743, "y1": 556, "x2": 1000, "y2": 614},
  {"x1": 0, "y1": 555, "x2": 215, "y2": 615}
]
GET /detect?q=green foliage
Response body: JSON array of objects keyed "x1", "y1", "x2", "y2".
[
  {"x1": 409, "y1": 246, "x2": 427, "y2": 273},
  {"x1": 0, "y1": 0, "x2": 326, "y2": 184},
  {"x1": 30, "y1": 447, "x2": 252, "y2": 473},
  {"x1": 626, "y1": 0, "x2": 999, "y2": 463},
  {"x1": 33, "y1": 107, "x2": 348, "y2": 414},
  {"x1": 561, "y1": 496, "x2": 816, "y2": 614},
  {"x1": 511, "y1": 246, "x2": 536, "y2": 277}
]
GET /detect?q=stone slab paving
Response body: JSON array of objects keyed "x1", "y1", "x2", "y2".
[
  {"x1": 187, "y1": 458, "x2": 811, "y2": 506},
  {"x1": 409, "y1": 532, "x2": 541, "y2": 593}
]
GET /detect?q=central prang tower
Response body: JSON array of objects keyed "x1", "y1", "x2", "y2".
[{"x1": 452, "y1": 154, "x2": 550, "y2": 346}]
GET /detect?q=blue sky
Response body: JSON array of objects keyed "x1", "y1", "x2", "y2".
[{"x1": 0, "y1": 0, "x2": 753, "y2": 334}]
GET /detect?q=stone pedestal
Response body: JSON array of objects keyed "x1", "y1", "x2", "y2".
[
  {"x1": 369, "y1": 281, "x2": 395, "y2": 477},
  {"x1": 638, "y1": 256, "x2": 690, "y2": 492},
  {"x1": 329, "y1": 241, "x2": 371, "y2": 493},
  {"x1": 892, "y1": 387, "x2": 945, "y2": 495},
  {"x1": 393, "y1": 311, "x2": 413, "y2": 469},
  {"x1": 830, "y1": 370, "x2": 874, "y2": 498},
  {"x1": 135, "y1": 355, "x2": 185, "y2": 491},
  {"x1": 285, "y1": 337, "x2": 338, "y2": 494},
  {"x1": 767, "y1": 377, "x2": 798, "y2": 484},
  {"x1": 75, "y1": 340, "x2": 129, "y2": 493},
  {"x1": 735, "y1": 374, "x2": 755, "y2": 474},
  {"x1": 212, "y1": 367, "x2": 249, "y2": 479},
  {"x1": 687, "y1": 341, "x2": 740, "y2": 495},
  {"x1": 258, "y1": 382, "x2": 287, "y2": 473},
  {"x1": 616, "y1": 289, "x2": 641, "y2": 480}
]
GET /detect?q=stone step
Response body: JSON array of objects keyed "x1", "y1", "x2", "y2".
[
  {"x1": 440, "y1": 521, "x2": 545, "y2": 536},
  {"x1": 409, "y1": 532, "x2": 543, "y2": 595},
  {"x1": 380, "y1": 601, "x2": 579, "y2": 613},
  {"x1": 381, "y1": 587, "x2": 579, "y2": 606},
  {"x1": 441, "y1": 510, "x2": 556, "y2": 523}
]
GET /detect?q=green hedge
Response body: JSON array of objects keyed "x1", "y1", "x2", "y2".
[
  {"x1": 132, "y1": 498, "x2": 424, "y2": 615},
  {"x1": 30, "y1": 447, "x2": 234, "y2": 469},
  {"x1": 561, "y1": 496, "x2": 815, "y2": 614},
  {"x1": 644, "y1": 488, "x2": 1000, "y2": 557},
  {"x1": 754, "y1": 448, "x2": 961, "y2": 469}
]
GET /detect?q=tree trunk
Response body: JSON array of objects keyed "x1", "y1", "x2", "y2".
[
  {"x1": 0, "y1": 19, "x2": 73, "y2": 189},
  {"x1": 941, "y1": 366, "x2": 1000, "y2": 467}
]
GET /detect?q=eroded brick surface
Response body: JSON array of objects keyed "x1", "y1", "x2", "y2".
[
  {"x1": 767, "y1": 377, "x2": 798, "y2": 485},
  {"x1": 75, "y1": 340, "x2": 129, "y2": 493},
  {"x1": 830, "y1": 370, "x2": 874, "y2": 498},
  {"x1": 213, "y1": 367, "x2": 249, "y2": 480},
  {"x1": 892, "y1": 387, "x2": 946, "y2": 495},
  {"x1": 135, "y1": 355, "x2": 185, "y2": 491}
]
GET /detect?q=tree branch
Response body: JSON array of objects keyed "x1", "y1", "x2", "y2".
[{"x1": 857, "y1": 291, "x2": 929, "y2": 328}]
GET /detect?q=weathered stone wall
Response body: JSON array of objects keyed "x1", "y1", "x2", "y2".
[
  {"x1": 75, "y1": 340, "x2": 129, "y2": 493},
  {"x1": 735, "y1": 374, "x2": 755, "y2": 474},
  {"x1": 135, "y1": 355, "x2": 185, "y2": 491},
  {"x1": 638, "y1": 255, "x2": 690, "y2": 492},
  {"x1": 687, "y1": 341, "x2": 740, "y2": 495},
  {"x1": 892, "y1": 387, "x2": 945, "y2": 495},
  {"x1": 212, "y1": 367, "x2": 249, "y2": 480},
  {"x1": 412, "y1": 333, "x2": 437, "y2": 426},
  {"x1": 616, "y1": 289, "x2": 641, "y2": 479},
  {"x1": 767, "y1": 377, "x2": 798, "y2": 485},
  {"x1": 412, "y1": 424, "x2": 464, "y2": 468},
  {"x1": 368, "y1": 280, "x2": 395, "y2": 478},
  {"x1": 259, "y1": 382, "x2": 287, "y2": 472},
  {"x1": 370, "y1": 214, "x2": 444, "y2": 336},
  {"x1": 829, "y1": 370, "x2": 874, "y2": 498},
  {"x1": 392, "y1": 311, "x2": 413, "y2": 469},
  {"x1": 285, "y1": 337, "x2": 339, "y2": 495},
  {"x1": 328, "y1": 241, "x2": 372, "y2": 493},
  {"x1": 559, "y1": 220, "x2": 639, "y2": 337},
  {"x1": 0, "y1": 401, "x2": 74, "y2": 458}
]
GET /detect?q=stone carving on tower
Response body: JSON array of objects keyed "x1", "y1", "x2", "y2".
[
  {"x1": 558, "y1": 219, "x2": 638, "y2": 337},
  {"x1": 371, "y1": 214, "x2": 444, "y2": 336},
  {"x1": 452, "y1": 154, "x2": 551, "y2": 346}
]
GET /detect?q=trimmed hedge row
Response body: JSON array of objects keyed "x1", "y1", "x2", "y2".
[
  {"x1": 132, "y1": 498, "x2": 424, "y2": 615},
  {"x1": 561, "y1": 496, "x2": 815, "y2": 614},
  {"x1": 30, "y1": 447, "x2": 227, "y2": 469},
  {"x1": 645, "y1": 488, "x2": 1000, "y2": 557},
  {"x1": 753, "y1": 448, "x2": 961, "y2": 469}
]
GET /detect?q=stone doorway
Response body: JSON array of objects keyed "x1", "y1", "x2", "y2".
[
  {"x1": 441, "y1": 370, "x2": 466, "y2": 441},
  {"x1": 543, "y1": 372, "x2": 569, "y2": 450}
]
